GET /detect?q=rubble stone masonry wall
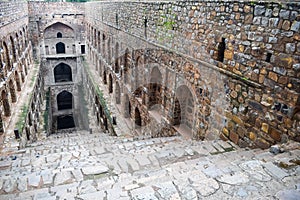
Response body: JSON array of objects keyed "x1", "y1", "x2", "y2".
[{"x1": 86, "y1": 0, "x2": 300, "y2": 148}]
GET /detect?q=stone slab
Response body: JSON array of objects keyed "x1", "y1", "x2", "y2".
[
  {"x1": 263, "y1": 162, "x2": 289, "y2": 180},
  {"x1": 81, "y1": 165, "x2": 109, "y2": 175}
]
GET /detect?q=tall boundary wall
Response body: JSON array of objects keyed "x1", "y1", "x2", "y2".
[{"x1": 85, "y1": 0, "x2": 300, "y2": 148}]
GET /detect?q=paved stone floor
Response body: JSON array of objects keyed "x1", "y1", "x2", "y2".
[{"x1": 0, "y1": 128, "x2": 299, "y2": 200}]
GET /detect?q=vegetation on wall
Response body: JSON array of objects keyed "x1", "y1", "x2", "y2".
[
  {"x1": 82, "y1": 60, "x2": 113, "y2": 123},
  {"x1": 16, "y1": 105, "x2": 29, "y2": 134}
]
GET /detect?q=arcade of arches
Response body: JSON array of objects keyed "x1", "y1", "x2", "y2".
[{"x1": 0, "y1": 0, "x2": 299, "y2": 150}]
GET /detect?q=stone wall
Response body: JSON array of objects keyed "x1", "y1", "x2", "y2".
[
  {"x1": 28, "y1": 1, "x2": 85, "y2": 56},
  {"x1": 0, "y1": 0, "x2": 28, "y2": 27},
  {"x1": 0, "y1": 0, "x2": 37, "y2": 146},
  {"x1": 85, "y1": 0, "x2": 300, "y2": 148},
  {"x1": 28, "y1": 2, "x2": 87, "y2": 133}
]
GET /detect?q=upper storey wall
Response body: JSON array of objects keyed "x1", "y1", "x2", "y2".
[
  {"x1": 86, "y1": 0, "x2": 300, "y2": 105},
  {"x1": 0, "y1": 0, "x2": 28, "y2": 27},
  {"x1": 0, "y1": 0, "x2": 28, "y2": 38},
  {"x1": 85, "y1": 0, "x2": 300, "y2": 147},
  {"x1": 28, "y1": 1, "x2": 85, "y2": 52}
]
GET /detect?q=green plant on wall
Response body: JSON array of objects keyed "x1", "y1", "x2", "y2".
[
  {"x1": 16, "y1": 105, "x2": 29, "y2": 134},
  {"x1": 156, "y1": 9, "x2": 177, "y2": 41},
  {"x1": 83, "y1": 60, "x2": 112, "y2": 123}
]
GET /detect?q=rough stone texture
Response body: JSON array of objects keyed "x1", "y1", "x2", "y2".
[
  {"x1": 0, "y1": 3, "x2": 299, "y2": 200},
  {"x1": 1, "y1": 0, "x2": 298, "y2": 150},
  {"x1": 0, "y1": 131, "x2": 298, "y2": 199},
  {"x1": 81, "y1": 165, "x2": 109, "y2": 175},
  {"x1": 84, "y1": 0, "x2": 300, "y2": 148}
]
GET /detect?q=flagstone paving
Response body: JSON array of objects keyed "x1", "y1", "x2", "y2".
[{"x1": 0, "y1": 129, "x2": 299, "y2": 200}]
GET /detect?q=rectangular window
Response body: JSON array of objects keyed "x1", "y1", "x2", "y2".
[{"x1": 81, "y1": 45, "x2": 85, "y2": 54}]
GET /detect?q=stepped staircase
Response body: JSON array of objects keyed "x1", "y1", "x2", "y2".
[{"x1": 0, "y1": 126, "x2": 299, "y2": 199}]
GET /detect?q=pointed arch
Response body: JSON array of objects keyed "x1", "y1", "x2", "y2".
[
  {"x1": 9, "y1": 80, "x2": 16, "y2": 103},
  {"x1": 56, "y1": 42, "x2": 65, "y2": 54},
  {"x1": 103, "y1": 70, "x2": 107, "y2": 84},
  {"x1": 15, "y1": 71, "x2": 21, "y2": 91},
  {"x1": 44, "y1": 22, "x2": 74, "y2": 39},
  {"x1": 97, "y1": 31, "x2": 101, "y2": 52},
  {"x1": 54, "y1": 63, "x2": 72, "y2": 82},
  {"x1": 1, "y1": 90, "x2": 11, "y2": 116},
  {"x1": 149, "y1": 67, "x2": 163, "y2": 109},
  {"x1": 173, "y1": 85, "x2": 195, "y2": 137},
  {"x1": 135, "y1": 107, "x2": 142, "y2": 127},
  {"x1": 2, "y1": 41, "x2": 11, "y2": 69},
  {"x1": 10, "y1": 36, "x2": 16, "y2": 63},
  {"x1": 57, "y1": 32, "x2": 62, "y2": 38},
  {"x1": 124, "y1": 94, "x2": 131, "y2": 118},
  {"x1": 124, "y1": 48, "x2": 130, "y2": 84},
  {"x1": 115, "y1": 81, "x2": 121, "y2": 104},
  {"x1": 57, "y1": 115, "x2": 75, "y2": 130},
  {"x1": 135, "y1": 56, "x2": 143, "y2": 87},
  {"x1": 57, "y1": 91, "x2": 73, "y2": 110},
  {"x1": 108, "y1": 74, "x2": 113, "y2": 93}
]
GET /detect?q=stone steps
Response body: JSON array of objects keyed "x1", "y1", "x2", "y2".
[
  {"x1": 1, "y1": 126, "x2": 299, "y2": 200},
  {"x1": 0, "y1": 127, "x2": 240, "y2": 199}
]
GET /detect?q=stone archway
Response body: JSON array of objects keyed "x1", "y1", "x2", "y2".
[
  {"x1": 135, "y1": 107, "x2": 142, "y2": 127},
  {"x1": 124, "y1": 94, "x2": 131, "y2": 118},
  {"x1": 57, "y1": 91, "x2": 73, "y2": 110},
  {"x1": 173, "y1": 97, "x2": 181, "y2": 126},
  {"x1": 56, "y1": 42, "x2": 65, "y2": 54},
  {"x1": 149, "y1": 67, "x2": 162, "y2": 110},
  {"x1": 3, "y1": 42, "x2": 11, "y2": 69},
  {"x1": 54, "y1": 63, "x2": 72, "y2": 82},
  {"x1": 9, "y1": 80, "x2": 17, "y2": 103},
  {"x1": 123, "y1": 48, "x2": 130, "y2": 84},
  {"x1": 15, "y1": 71, "x2": 21, "y2": 91},
  {"x1": 135, "y1": 56, "x2": 143, "y2": 88},
  {"x1": 103, "y1": 70, "x2": 107, "y2": 85},
  {"x1": 0, "y1": 53, "x2": 7, "y2": 80},
  {"x1": 9, "y1": 36, "x2": 16, "y2": 63},
  {"x1": 108, "y1": 74, "x2": 113, "y2": 93},
  {"x1": 57, "y1": 115, "x2": 75, "y2": 130},
  {"x1": 1, "y1": 90, "x2": 11, "y2": 116},
  {"x1": 25, "y1": 127, "x2": 30, "y2": 140},
  {"x1": 115, "y1": 82, "x2": 121, "y2": 104},
  {"x1": 57, "y1": 32, "x2": 62, "y2": 38},
  {"x1": 173, "y1": 85, "x2": 195, "y2": 137}
]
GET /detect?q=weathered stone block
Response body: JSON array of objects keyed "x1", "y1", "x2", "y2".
[
  {"x1": 244, "y1": 5, "x2": 251, "y2": 13},
  {"x1": 254, "y1": 5, "x2": 265, "y2": 16},
  {"x1": 230, "y1": 90, "x2": 238, "y2": 98},
  {"x1": 261, "y1": 123, "x2": 269, "y2": 133},
  {"x1": 232, "y1": 115, "x2": 243, "y2": 125},
  {"x1": 291, "y1": 21, "x2": 300, "y2": 32},
  {"x1": 249, "y1": 132, "x2": 256, "y2": 141},
  {"x1": 249, "y1": 101, "x2": 264, "y2": 112},
  {"x1": 268, "y1": 71, "x2": 278, "y2": 82},
  {"x1": 282, "y1": 20, "x2": 291, "y2": 30},
  {"x1": 222, "y1": 127, "x2": 229, "y2": 136},
  {"x1": 224, "y1": 50, "x2": 233, "y2": 60},
  {"x1": 278, "y1": 76, "x2": 288, "y2": 85},
  {"x1": 269, "y1": 127, "x2": 281, "y2": 142},
  {"x1": 255, "y1": 138, "x2": 270, "y2": 149},
  {"x1": 229, "y1": 131, "x2": 239, "y2": 144}
]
